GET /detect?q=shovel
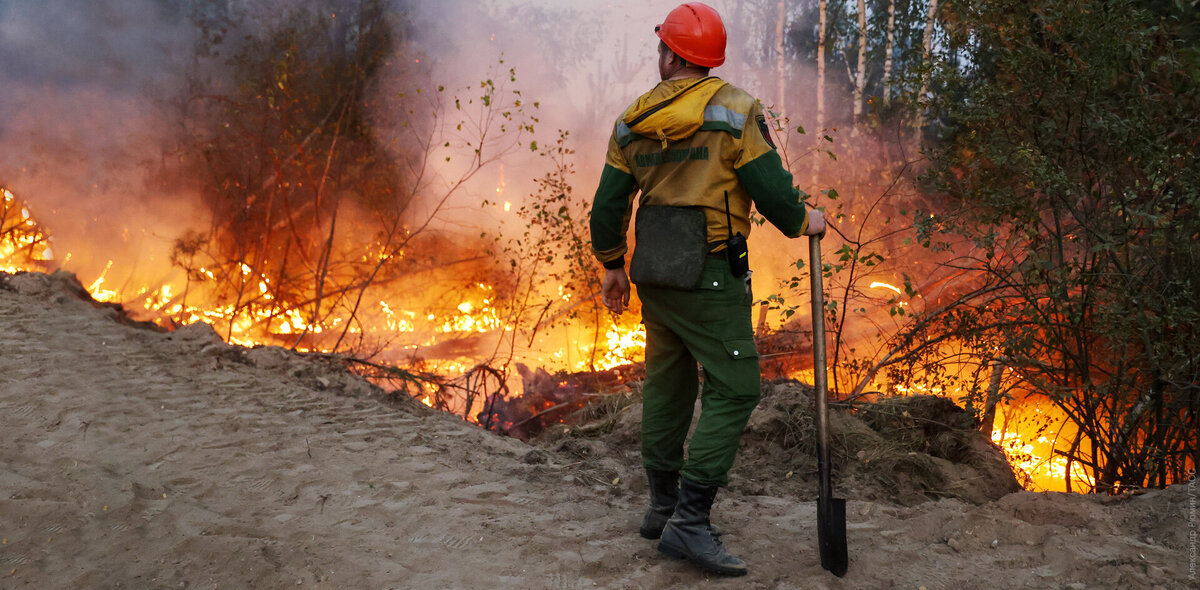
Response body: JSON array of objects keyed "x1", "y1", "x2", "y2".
[{"x1": 809, "y1": 234, "x2": 849, "y2": 577}]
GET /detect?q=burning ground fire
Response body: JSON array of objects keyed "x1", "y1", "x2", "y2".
[
  {"x1": 3, "y1": 184, "x2": 1083, "y2": 491},
  {"x1": 990, "y1": 400, "x2": 1096, "y2": 491},
  {"x1": 1, "y1": 185, "x2": 646, "y2": 424},
  {"x1": 886, "y1": 375, "x2": 1093, "y2": 491}
]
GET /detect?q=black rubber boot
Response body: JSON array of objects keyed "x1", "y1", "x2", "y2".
[
  {"x1": 639, "y1": 470, "x2": 679, "y2": 539},
  {"x1": 657, "y1": 477, "x2": 747, "y2": 576}
]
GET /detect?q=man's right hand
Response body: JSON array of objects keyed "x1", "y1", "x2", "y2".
[
  {"x1": 601, "y1": 268, "x2": 631, "y2": 314},
  {"x1": 804, "y1": 208, "x2": 826, "y2": 238}
]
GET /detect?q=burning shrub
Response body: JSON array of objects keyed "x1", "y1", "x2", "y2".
[
  {"x1": 168, "y1": 1, "x2": 537, "y2": 361},
  {"x1": 0, "y1": 187, "x2": 54, "y2": 273}
]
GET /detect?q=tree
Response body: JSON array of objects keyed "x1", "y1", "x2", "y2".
[
  {"x1": 852, "y1": 0, "x2": 868, "y2": 123},
  {"x1": 913, "y1": 0, "x2": 936, "y2": 129},
  {"x1": 899, "y1": 0, "x2": 1200, "y2": 491},
  {"x1": 881, "y1": 0, "x2": 897, "y2": 107}
]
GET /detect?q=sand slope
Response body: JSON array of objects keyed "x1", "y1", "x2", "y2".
[{"x1": 0, "y1": 270, "x2": 1193, "y2": 589}]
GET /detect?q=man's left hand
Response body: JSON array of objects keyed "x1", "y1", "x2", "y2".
[{"x1": 601, "y1": 268, "x2": 631, "y2": 314}]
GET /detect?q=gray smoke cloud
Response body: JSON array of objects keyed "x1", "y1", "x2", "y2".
[{"x1": 0, "y1": 0, "x2": 201, "y2": 287}]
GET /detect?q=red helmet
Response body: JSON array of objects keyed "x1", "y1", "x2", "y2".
[{"x1": 655, "y1": 3, "x2": 727, "y2": 68}]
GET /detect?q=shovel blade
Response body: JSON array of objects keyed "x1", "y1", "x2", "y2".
[{"x1": 818, "y1": 497, "x2": 848, "y2": 577}]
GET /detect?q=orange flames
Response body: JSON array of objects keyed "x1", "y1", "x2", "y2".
[
  {"x1": 990, "y1": 399, "x2": 1096, "y2": 491},
  {"x1": 1, "y1": 187, "x2": 54, "y2": 273},
  {"x1": 1, "y1": 185, "x2": 646, "y2": 417}
]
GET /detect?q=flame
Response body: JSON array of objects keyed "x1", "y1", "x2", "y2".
[
  {"x1": 989, "y1": 399, "x2": 1096, "y2": 491},
  {"x1": 87, "y1": 260, "x2": 119, "y2": 302},
  {"x1": 870, "y1": 281, "x2": 902, "y2": 295},
  {"x1": 0, "y1": 187, "x2": 513, "y2": 356},
  {"x1": 438, "y1": 285, "x2": 503, "y2": 334},
  {"x1": 3, "y1": 186, "x2": 626, "y2": 428},
  {"x1": 594, "y1": 322, "x2": 645, "y2": 370},
  {"x1": 1, "y1": 187, "x2": 54, "y2": 273}
]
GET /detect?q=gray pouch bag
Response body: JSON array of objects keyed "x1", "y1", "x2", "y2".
[{"x1": 628, "y1": 205, "x2": 708, "y2": 290}]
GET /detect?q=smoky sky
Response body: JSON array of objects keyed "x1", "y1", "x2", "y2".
[{"x1": 0, "y1": 0, "x2": 200, "y2": 286}]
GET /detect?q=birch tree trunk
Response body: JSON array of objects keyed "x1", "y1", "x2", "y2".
[
  {"x1": 775, "y1": 0, "x2": 787, "y2": 118},
  {"x1": 979, "y1": 359, "x2": 1007, "y2": 435},
  {"x1": 817, "y1": 0, "x2": 826, "y2": 129},
  {"x1": 811, "y1": 0, "x2": 827, "y2": 186},
  {"x1": 915, "y1": 0, "x2": 938, "y2": 130},
  {"x1": 852, "y1": 0, "x2": 867, "y2": 122},
  {"x1": 882, "y1": 0, "x2": 895, "y2": 107}
]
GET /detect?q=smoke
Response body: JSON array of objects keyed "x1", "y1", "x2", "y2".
[
  {"x1": 0, "y1": 0, "x2": 650, "y2": 281},
  {"x1": 363, "y1": 0, "x2": 671, "y2": 231},
  {"x1": 377, "y1": 0, "x2": 838, "y2": 254},
  {"x1": 0, "y1": 0, "x2": 206, "y2": 288}
]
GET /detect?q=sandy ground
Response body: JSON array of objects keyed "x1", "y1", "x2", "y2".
[{"x1": 0, "y1": 270, "x2": 1195, "y2": 590}]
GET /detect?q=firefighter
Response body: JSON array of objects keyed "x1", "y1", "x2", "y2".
[{"x1": 588, "y1": 1, "x2": 826, "y2": 577}]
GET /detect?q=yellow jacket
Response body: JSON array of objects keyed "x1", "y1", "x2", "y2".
[{"x1": 590, "y1": 77, "x2": 809, "y2": 269}]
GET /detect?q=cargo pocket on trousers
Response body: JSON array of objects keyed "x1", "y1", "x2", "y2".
[
  {"x1": 722, "y1": 338, "x2": 758, "y2": 361},
  {"x1": 696, "y1": 264, "x2": 727, "y2": 292},
  {"x1": 698, "y1": 263, "x2": 740, "y2": 308}
]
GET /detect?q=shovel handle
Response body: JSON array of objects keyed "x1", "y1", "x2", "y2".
[{"x1": 809, "y1": 236, "x2": 833, "y2": 504}]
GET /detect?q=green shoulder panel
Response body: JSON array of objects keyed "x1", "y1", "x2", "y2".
[
  {"x1": 735, "y1": 150, "x2": 808, "y2": 238},
  {"x1": 589, "y1": 164, "x2": 639, "y2": 263}
]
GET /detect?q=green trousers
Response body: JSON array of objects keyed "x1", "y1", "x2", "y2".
[{"x1": 636, "y1": 257, "x2": 761, "y2": 488}]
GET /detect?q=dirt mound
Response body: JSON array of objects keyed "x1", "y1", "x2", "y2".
[
  {"x1": 2, "y1": 269, "x2": 424, "y2": 413},
  {"x1": 1, "y1": 269, "x2": 163, "y2": 331},
  {"x1": 543, "y1": 380, "x2": 1021, "y2": 506}
]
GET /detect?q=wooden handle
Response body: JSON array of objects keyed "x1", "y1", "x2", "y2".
[{"x1": 810, "y1": 236, "x2": 832, "y2": 504}]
